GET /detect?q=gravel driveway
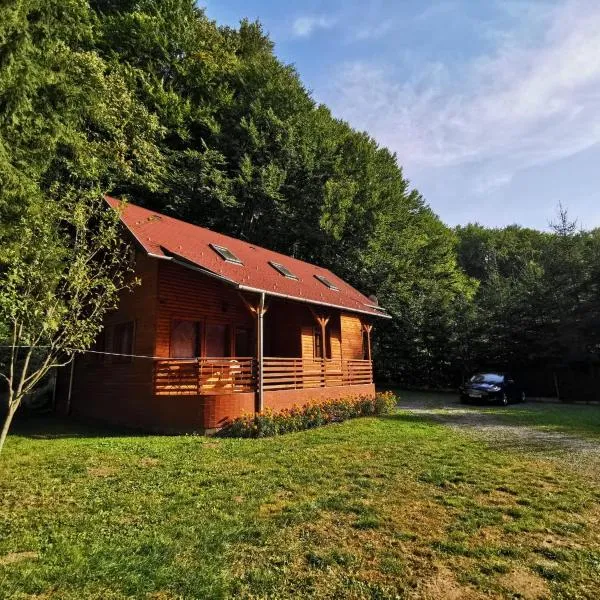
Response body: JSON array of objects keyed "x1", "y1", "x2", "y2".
[{"x1": 398, "y1": 390, "x2": 600, "y2": 475}]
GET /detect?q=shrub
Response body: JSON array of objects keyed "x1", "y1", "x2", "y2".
[{"x1": 221, "y1": 392, "x2": 398, "y2": 438}]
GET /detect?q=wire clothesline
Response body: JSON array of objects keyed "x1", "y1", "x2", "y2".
[{"x1": 0, "y1": 345, "x2": 232, "y2": 361}]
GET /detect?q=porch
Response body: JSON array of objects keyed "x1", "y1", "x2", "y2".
[{"x1": 153, "y1": 356, "x2": 374, "y2": 396}]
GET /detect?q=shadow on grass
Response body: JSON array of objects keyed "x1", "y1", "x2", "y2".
[
  {"x1": 8, "y1": 413, "x2": 150, "y2": 440},
  {"x1": 381, "y1": 412, "x2": 441, "y2": 426}
]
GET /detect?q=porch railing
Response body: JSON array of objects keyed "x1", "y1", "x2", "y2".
[
  {"x1": 153, "y1": 357, "x2": 373, "y2": 395},
  {"x1": 262, "y1": 357, "x2": 373, "y2": 391},
  {"x1": 154, "y1": 357, "x2": 255, "y2": 396}
]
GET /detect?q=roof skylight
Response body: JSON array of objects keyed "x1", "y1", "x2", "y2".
[
  {"x1": 314, "y1": 274, "x2": 339, "y2": 291},
  {"x1": 210, "y1": 243, "x2": 242, "y2": 265},
  {"x1": 269, "y1": 261, "x2": 298, "y2": 280}
]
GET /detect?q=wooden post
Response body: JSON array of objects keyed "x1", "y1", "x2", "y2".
[
  {"x1": 553, "y1": 371, "x2": 561, "y2": 402},
  {"x1": 309, "y1": 308, "x2": 330, "y2": 387},
  {"x1": 362, "y1": 323, "x2": 373, "y2": 384},
  {"x1": 238, "y1": 292, "x2": 269, "y2": 412},
  {"x1": 257, "y1": 292, "x2": 265, "y2": 412},
  {"x1": 51, "y1": 368, "x2": 57, "y2": 413},
  {"x1": 363, "y1": 323, "x2": 373, "y2": 361},
  {"x1": 66, "y1": 356, "x2": 75, "y2": 415}
]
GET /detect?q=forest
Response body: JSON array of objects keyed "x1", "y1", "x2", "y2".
[{"x1": 2, "y1": 0, "x2": 599, "y2": 398}]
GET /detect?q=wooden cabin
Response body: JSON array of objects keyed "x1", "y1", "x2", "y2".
[{"x1": 57, "y1": 198, "x2": 390, "y2": 432}]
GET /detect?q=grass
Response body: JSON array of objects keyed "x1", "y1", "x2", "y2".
[
  {"x1": 1, "y1": 405, "x2": 600, "y2": 599},
  {"x1": 487, "y1": 403, "x2": 600, "y2": 441}
]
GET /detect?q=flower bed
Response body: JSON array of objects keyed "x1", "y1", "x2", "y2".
[{"x1": 221, "y1": 391, "x2": 398, "y2": 438}]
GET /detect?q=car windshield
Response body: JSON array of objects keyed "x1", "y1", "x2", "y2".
[{"x1": 470, "y1": 373, "x2": 504, "y2": 384}]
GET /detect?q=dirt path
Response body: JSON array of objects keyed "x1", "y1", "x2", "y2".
[{"x1": 399, "y1": 391, "x2": 600, "y2": 475}]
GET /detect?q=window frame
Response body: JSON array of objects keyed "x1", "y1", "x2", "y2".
[
  {"x1": 111, "y1": 321, "x2": 135, "y2": 364},
  {"x1": 313, "y1": 326, "x2": 331, "y2": 359},
  {"x1": 169, "y1": 319, "x2": 202, "y2": 359},
  {"x1": 204, "y1": 321, "x2": 232, "y2": 358},
  {"x1": 209, "y1": 243, "x2": 243, "y2": 265},
  {"x1": 314, "y1": 274, "x2": 339, "y2": 291},
  {"x1": 269, "y1": 261, "x2": 298, "y2": 280}
]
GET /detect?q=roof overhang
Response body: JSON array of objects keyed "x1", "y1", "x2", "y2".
[{"x1": 160, "y1": 247, "x2": 392, "y2": 319}]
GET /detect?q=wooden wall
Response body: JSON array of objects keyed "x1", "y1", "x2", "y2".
[
  {"x1": 330, "y1": 314, "x2": 342, "y2": 359},
  {"x1": 155, "y1": 261, "x2": 254, "y2": 357},
  {"x1": 57, "y1": 252, "x2": 373, "y2": 433},
  {"x1": 58, "y1": 251, "x2": 159, "y2": 427},
  {"x1": 341, "y1": 312, "x2": 365, "y2": 360},
  {"x1": 264, "y1": 298, "x2": 304, "y2": 357}
]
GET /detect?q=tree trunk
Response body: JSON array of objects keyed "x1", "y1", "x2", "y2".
[{"x1": 0, "y1": 403, "x2": 17, "y2": 454}]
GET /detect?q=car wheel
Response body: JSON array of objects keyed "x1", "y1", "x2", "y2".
[{"x1": 500, "y1": 393, "x2": 509, "y2": 406}]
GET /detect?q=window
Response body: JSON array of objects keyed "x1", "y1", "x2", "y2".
[
  {"x1": 235, "y1": 327, "x2": 253, "y2": 357},
  {"x1": 210, "y1": 243, "x2": 242, "y2": 265},
  {"x1": 313, "y1": 327, "x2": 331, "y2": 359},
  {"x1": 87, "y1": 330, "x2": 106, "y2": 363},
  {"x1": 170, "y1": 320, "x2": 200, "y2": 358},
  {"x1": 112, "y1": 321, "x2": 134, "y2": 363},
  {"x1": 362, "y1": 330, "x2": 371, "y2": 360},
  {"x1": 314, "y1": 274, "x2": 338, "y2": 291},
  {"x1": 470, "y1": 373, "x2": 504, "y2": 384},
  {"x1": 269, "y1": 261, "x2": 298, "y2": 280},
  {"x1": 205, "y1": 323, "x2": 230, "y2": 357},
  {"x1": 314, "y1": 328, "x2": 323, "y2": 358}
]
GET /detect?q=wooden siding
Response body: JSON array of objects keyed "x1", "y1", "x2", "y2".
[
  {"x1": 341, "y1": 312, "x2": 364, "y2": 360},
  {"x1": 155, "y1": 261, "x2": 254, "y2": 357},
  {"x1": 58, "y1": 251, "x2": 159, "y2": 425},
  {"x1": 301, "y1": 325, "x2": 314, "y2": 359},
  {"x1": 57, "y1": 255, "x2": 376, "y2": 433},
  {"x1": 330, "y1": 313, "x2": 342, "y2": 359}
]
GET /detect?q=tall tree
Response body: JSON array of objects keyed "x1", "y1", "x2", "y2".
[
  {"x1": 0, "y1": 0, "x2": 160, "y2": 446},
  {"x1": 0, "y1": 194, "x2": 134, "y2": 453}
]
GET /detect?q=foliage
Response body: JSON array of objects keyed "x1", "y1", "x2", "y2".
[
  {"x1": 0, "y1": 193, "x2": 135, "y2": 452},
  {"x1": 222, "y1": 392, "x2": 398, "y2": 438},
  {"x1": 452, "y1": 214, "x2": 600, "y2": 394},
  {"x1": 85, "y1": 0, "x2": 476, "y2": 384},
  {"x1": 2, "y1": 0, "x2": 599, "y2": 399},
  {"x1": 0, "y1": 1, "x2": 155, "y2": 451}
]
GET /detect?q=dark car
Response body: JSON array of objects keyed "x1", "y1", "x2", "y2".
[{"x1": 459, "y1": 372, "x2": 525, "y2": 406}]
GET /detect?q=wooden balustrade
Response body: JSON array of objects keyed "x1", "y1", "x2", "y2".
[
  {"x1": 262, "y1": 357, "x2": 373, "y2": 391},
  {"x1": 154, "y1": 357, "x2": 255, "y2": 396},
  {"x1": 154, "y1": 357, "x2": 373, "y2": 395}
]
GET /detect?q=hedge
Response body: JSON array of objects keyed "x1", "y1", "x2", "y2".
[{"x1": 221, "y1": 391, "x2": 398, "y2": 438}]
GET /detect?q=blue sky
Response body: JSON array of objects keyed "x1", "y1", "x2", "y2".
[{"x1": 203, "y1": 1, "x2": 600, "y2": 230}]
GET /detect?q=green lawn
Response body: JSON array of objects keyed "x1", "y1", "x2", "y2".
[
  {"x1": 488, "y1": 403, "x2": 600, "y2": 441},
  {"x1": 1, "y1": 407, "x2": 600, "y2": 599}
]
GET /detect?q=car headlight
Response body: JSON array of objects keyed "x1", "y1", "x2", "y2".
[{"x1": 489, "y1": 385, "x2": 501, "y2": 392}]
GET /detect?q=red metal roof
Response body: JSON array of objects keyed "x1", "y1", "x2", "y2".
[{"x1": 107, "y1": 197, "x2": 389, "y2": 318}]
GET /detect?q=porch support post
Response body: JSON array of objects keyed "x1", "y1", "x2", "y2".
[
  {"x1": 319, "y1": 321, "x2": 327, "y2": 361},
  {"x1": 257, "y1": 292, "x2": 266, "y2": 413},
  {"x1": 239, "y1": 291, "x2": 269, "y2": 413},
  {"x1": 363, "y1": 323, "x2": 373, "y2": 384},
  {"x1": 309, "y1": 308, "x2": 330, "y2": 387},
  {"x1": 363, "y1": 323, "x2": 373, "y2": 360}
]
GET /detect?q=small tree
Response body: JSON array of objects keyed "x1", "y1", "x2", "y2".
[{"x1": 0, "y1": 192, "x2": 134, "y2": 453}]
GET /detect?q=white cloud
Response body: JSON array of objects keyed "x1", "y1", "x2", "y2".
[
  {"x1": 414, "y1": 1, "x2": 458, "y2": 22},
  {"x1": 353, "y1": 20, "x2": 393, "y2": 41},
  {"x1": 292, "y1": 15, "x2": 335, "y2": 38},
  {"x1": 326, "y1": 0, "x2": 600, "y2": 194}
]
